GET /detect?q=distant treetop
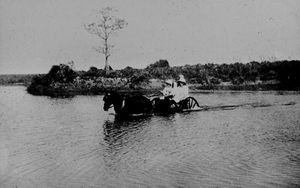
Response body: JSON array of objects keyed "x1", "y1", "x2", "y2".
[{"x1": 146, "y1": 59, "x2": 170, "y2": 69}]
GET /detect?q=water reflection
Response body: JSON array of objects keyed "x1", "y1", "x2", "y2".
[
  {"x1": 102, "y1": 117, "x2": 152, "y2": 175},
  {"x1": 103, "y1": 116, "x2": 151, "y2": 143}
]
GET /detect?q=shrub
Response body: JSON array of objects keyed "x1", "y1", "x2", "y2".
[{"x1": 48, "y1": 64, "x2": 78, "y2": 83}]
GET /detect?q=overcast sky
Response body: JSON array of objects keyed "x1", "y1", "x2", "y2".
[{"x1": 0, "y1": 0, "x2": 299, "y2": 74}]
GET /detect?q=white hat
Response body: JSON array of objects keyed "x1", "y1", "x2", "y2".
[
  {"x1": 178, "y1": 75, "x2": 186, "y2": 83},
  {"x1": 164, "y1": 79, "x2": 173, "y2": 85}
]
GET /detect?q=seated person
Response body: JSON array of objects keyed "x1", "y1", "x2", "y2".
[
  {"x1": 152, "y1": 79, "x2": 177, "y2": 112},
  {"x1": 161, "y1": 79, "x2": 174, "y2": 98},
  {"x1": 173, "y1": 75, "x2": 189, "y2": 103}
]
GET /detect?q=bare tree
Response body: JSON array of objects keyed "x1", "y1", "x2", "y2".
[{"x1": 85, "y1": 7, "x2": 127, "y2": 73}]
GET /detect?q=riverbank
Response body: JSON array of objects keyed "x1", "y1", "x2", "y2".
[
  {"x1": 26, "y1": 82, "x2": 300, "y2": 98},
  {"x1": 0, "y1": 74, "x2": 39, "y2": 86},
  {"x1": 27, "y1": 85, "x2": 162, "y2": 97},
  {"x1": 2, "y1": 59, "x2": 299, "y2": 96},
  {"x1": 2, "y1": 76, "x2": 299, "y2": 97},
  {"x1": 26, "y1": 77, "x2": 299, "y2": 97},
  {"x1": 2, "y1": 84, "x2": 300, "y2": 98},
  {"x1": 189, "y1": 83, "x2": 300, "y2": 91}
]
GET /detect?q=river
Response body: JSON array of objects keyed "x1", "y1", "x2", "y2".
[{"x1": 0, "y1": 86, "x2": 300, "y2": 187}]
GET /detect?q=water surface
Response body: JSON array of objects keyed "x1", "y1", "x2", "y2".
[{"x1": 0, "y1": 86, "x2": 300, "y2": 187}]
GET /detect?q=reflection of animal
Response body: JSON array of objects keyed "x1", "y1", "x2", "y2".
[{"x1": 103, "y1": 92, "x2": 152, "y2": 116}]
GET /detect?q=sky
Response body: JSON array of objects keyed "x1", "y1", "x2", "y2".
[{"x1": 0, "y1": 0, "x2": 299, "y2": 74}]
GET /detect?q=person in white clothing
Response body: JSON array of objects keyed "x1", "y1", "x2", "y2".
[
  {"x1": 153, "y1": 79, "x2": 177, "y2": 112},
  {"x1": 173, "y1": 75, "x2": 189, "y2": 103},
  {"x1": 161, "y1": 79, "x2": 174, "y2": 98}
]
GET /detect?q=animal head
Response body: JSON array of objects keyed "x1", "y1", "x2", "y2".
[{"x1": 103, "y1": 92, "x2": 114, "y2": 111}]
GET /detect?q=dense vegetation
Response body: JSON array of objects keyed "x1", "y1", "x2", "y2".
[
  {"x1": 75, "y1": 59, "x2": 300, "y2": 89},
  {"x1": 3, "y1": 59, "x2": 299, "y2": 96}
]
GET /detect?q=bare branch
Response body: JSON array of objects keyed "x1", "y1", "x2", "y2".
[{"x1": 85, "y1": 7, "x2": 127, "y2": 72}]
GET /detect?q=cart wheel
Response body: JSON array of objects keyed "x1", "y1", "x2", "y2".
[{"x1": 183, "y1": 97, "x2": 200, "y2": 110}]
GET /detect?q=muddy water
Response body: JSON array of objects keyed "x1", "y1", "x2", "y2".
[{"x1": 0, "y1": 86, "x2": 300, "y2": 187}]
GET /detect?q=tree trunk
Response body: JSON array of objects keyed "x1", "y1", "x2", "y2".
[
  {"x1": 104, "y1": 56, "x2": 108, "y2": 74},
  {"x1": 104, "y1": 37, "x2": 110, "y2": 74}
]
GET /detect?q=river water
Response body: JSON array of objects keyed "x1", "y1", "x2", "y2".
[{"x1": 0, "y1": 86, "x2": 300, "y2": 187}]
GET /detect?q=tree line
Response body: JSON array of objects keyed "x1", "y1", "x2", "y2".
[
  {"x1": 83, "y1": 59, "x2": 299, "y2": 88},
  {"x1": 26, "y1": 59, "x2": 300, "y2": 96}
]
